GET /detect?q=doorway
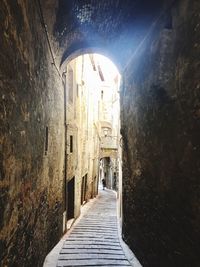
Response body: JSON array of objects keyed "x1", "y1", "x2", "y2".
[
  {"x1": 81, "y1": 174, "x2": 87, "y2": 205},
  {"x1": 67, "y1": 177, "x2": 75, "y2": 220}
]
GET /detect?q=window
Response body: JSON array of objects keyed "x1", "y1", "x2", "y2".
[
  {"x1": 101, "y1": 90, "x2": 104, "y2": 100},
  {"x1": 70, "y1": 135, "x2": 73, "y2": 153},
  {"x1": 45, "y1": 126, "x2": 48, "y2": 155}
]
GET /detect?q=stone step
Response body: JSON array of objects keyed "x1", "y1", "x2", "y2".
[
  {"x1": 57, "y1": 258, "x2": 131, "y2": 266},
  {"x1": 62, "y1": 244, "x2": 121, "y2": 249},
  {"x1": 60, "y1": 248, "x2": 124, "y2": 254}
]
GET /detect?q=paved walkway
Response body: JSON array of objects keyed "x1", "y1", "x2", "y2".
[{"x1": 44, "y1": 189, "x2": 142, "y2": 267}]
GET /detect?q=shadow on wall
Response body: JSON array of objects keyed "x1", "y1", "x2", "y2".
[{"x1": 121, "y1": 0, "x2": 200, "y2": 266}]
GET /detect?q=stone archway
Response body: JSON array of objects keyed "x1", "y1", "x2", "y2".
[{"x1": 0, "y1": 1, "x2": 200, "y2": 267}]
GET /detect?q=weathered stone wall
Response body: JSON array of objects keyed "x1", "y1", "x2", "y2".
[
  {"x1": 0, "y1": 1, "x2": 65, "y2": 266},
  {"x1": 121, "y1": 0, "x2": 200, "y2": 266}
]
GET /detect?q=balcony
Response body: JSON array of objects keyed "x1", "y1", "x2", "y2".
[{"x1": 100, "y1": 136, "x2": 118, "y2": 150}]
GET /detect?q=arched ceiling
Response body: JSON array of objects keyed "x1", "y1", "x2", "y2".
[{"x1": 45, "y1": 0, "x2": 170, "y2": 68}]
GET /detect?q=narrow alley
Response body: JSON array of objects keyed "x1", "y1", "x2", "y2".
[
  {"x1": 0, "y1": 1, "x2": 200, "y2": 267},
  {"x1": 45, "y1": 189, "x2": 140, "y2": 267}
]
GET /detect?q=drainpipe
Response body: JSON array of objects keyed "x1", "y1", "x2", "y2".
[{"x1": 62, "y1": 71, "x2": 68, "y2": 232}]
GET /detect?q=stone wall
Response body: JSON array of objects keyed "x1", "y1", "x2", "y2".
[
  {"x1": 121, "y1": 0, "x2": 200, "y2": 266},
  {"x1": 0, "y1": 1, "x2": 65, "y2": 266}
]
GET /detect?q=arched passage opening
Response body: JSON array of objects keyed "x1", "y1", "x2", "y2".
[{"x1": 60, "y1": 52, "x2": 122, "y2": 232}]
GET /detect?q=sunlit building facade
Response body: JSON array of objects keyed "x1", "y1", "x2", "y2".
[{"x1": 62, "y1": 53, "x2": 121, "y2": 231}]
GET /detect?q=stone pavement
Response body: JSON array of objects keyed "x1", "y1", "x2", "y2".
[{"x1": 44, "y1": 189, "x2": 142, "y2": 267}]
